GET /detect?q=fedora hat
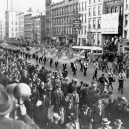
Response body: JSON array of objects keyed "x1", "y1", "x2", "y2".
[
  {"x1": 53, "y1": 113, "x2": 60, "y2": 121},
  {"x1": 0, "y1": 89, "x2": 13, "y2": 116},
  {"x1": 114, "y1": 119, "x2": 123, "y2": 125},
  {"x1": 102, "y1": 118, "x2": 110, "y2": 125}
]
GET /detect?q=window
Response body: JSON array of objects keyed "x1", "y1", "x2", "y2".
[
  {"x1": 98, "y1": 19, "x2": 101, "y2": 29},
  {"x1": 93, "y1": 0, "x2": 96, "y2": 3},
  {"x1": 82, "y1": 2, "x2": 84, "y2": 11},
  {"x1": 88, "y1": 19, "x2": 91, "y2": 29},
  {"x1": 97, "y1": 34, "x2": 101, "y2": 45},
  {"x1": 93, "y1": 7, "x2": 96, "y2": 16},
  {"x1": 92, "y1": 33, "x2": 96, "y2": 44},
  {"x1": 84, "y1": 26, "x2": 86, "y2": 34},
  {"x1": 98, "y1": 6, "x2": 101, "y2": 15},
  {"x1": 124, "y1": 31, "x2": 127, "y2": 39},
  {"x1": 125, "y1": 15, "x2": 128, "y2": 26},
  {"x1": 89, "y1": 8, "x2": 91, "y2": 16},
  {"x1": 89, "y1": 0, "x2": 91, "y2": 4},
  {"x1": 85, "y1": 1, "x2": 87, "y2": 11},
  {"x1": 85, "y1": 14, "x2": 87, "y2": 23},
  {"x1": 93, "y1": 19, "x2": 96, "y2": 29},
  {"x1": 115, "y1": 7, "x2": 118, "y2": 12},
  {"x1": 79, "y1": 2, "x2": 81, "y2": 11},
  {"x1": 111, "y1": 8, "x2": 114, "y2": 13},
  {"x1": 81, "y1": 26, "x2": 83, "y2": 34}
]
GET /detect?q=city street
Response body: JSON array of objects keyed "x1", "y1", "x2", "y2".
[{"x1": 24, "y1": 55, "x2": 129, "y2": 101}]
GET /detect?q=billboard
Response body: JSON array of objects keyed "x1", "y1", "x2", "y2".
[{"x1": 101, "y1": 13, "x2": 119, "y2": 34}]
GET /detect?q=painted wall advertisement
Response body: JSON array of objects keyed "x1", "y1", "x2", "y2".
[{"x1": 101, "y1": 13, "x2": 119, "y2": 34}]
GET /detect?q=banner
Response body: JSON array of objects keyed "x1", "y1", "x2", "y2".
[{"x1": 101, "y1": 13, "x2": 119, "y2": 34}]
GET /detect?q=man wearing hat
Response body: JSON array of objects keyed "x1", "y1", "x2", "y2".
[
  {"x1": 98, "y1": 118, "x2": 112, "y2": 129},
  {"x1": 65, "y1": 113, "x2": 80, "y2": 129},
  {"x1": 113, "y1": 119, "x2": 125, "y2": 129},
  {"x1": 47, "y1": 113, "x2": 61, "y2": 129},
  {"x1": 0, "y1": 88, "x2": 39, "y2": 129}
]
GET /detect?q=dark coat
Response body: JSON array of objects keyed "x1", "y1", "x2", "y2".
[
  {"x1": 0, "y1": 116, "x2": 39, "y2": 129},
  {"x1": 47, "y1": 122, "x2": 62, "y2": 129}
]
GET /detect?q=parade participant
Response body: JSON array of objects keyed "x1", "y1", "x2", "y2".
[
  {"x1": 93, "y1": 64, "x2": 98, "y2": 81},
  {"x1": 80, "y1": 59, "x2": 84, "y2": 72},
  {"x1": 108, "y1": 69, "x2": 115, "y2": 90},
  {"x1": 83, "y1": 60, "x2": 88, "y2": 76},
  {"x1": 98, "y1": 74, "x2": 108, "y2": 86},
  {"x1": 113, "y1": 119, "x2": 125, "y2": 129},
  {"x1": 73, "y1": 62, "x2": 78, "y2": 77},
  {"x1": 0, "y1": 88, "x2": 39, "y2": 129},
  {"x1": 55, "y1": 60, "x2": 59, "y2": 70},
  {"x1": 43, "y1": 56, "x2": 47, "y2": 65},
  {"x1": 50, "y1": 58, "x2": 53, "y2": 67},
  {"x1": 98, "y1": 118, "x2": 112, "y2": 129},
  {"x1": 47, "y1": 113, "x2": 62, "y2": 129},
  {"x1": 118, "y1": 70, "x2": 126, "y2": 94}
]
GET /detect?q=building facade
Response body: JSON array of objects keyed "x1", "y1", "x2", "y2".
[
  {"x1": 77, "y1": 0, "x2": 87, "y2": 46},
  {"x1": 87, "y1": 0, "x2": 104, "y2": 46},
  {"x1": 51, "y1": 0, "x2": 78, "y2": 45},
  {"x1": 102, "y1": 0, "x2": 124, "y2": 43},
  {"x1": 123, "y1": 0, "x2": 129, "y2": 40},
  {"x1": 17, "y1": 12, "x2": 24, "y2": 38},
  {"x1": 31, "y1": 15, "x2": 46, "y2": 44},
  {"x1": 5, "y1": 11, "x2": 19, "y2": 41},
  {"x1": 45, "y1": 0, "x2": 52, "y2": 38},
  {"x1": 0, "y1": 20, "x2": 5, "y2": 40},
  {"x1": 24, "y1": 12, "x2": 32, "y2": 42}
]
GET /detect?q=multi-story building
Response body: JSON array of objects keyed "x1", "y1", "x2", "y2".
[
  {"x1": 5, "y1": 10, "x2": 19, "y2": 41},
  {"x1": 45, "y1": 0, "x2": 52, "y2": 38},
  {"x1": 77, "y1": 0, "x2": 87, "y2": 46},
  {"x1": 123, "y1": 0, "x2": 129, "y2": 40},
  {"x1": 31, "y1": 14, "x2": 46, "y2": 44},
  {"x1": 102, "y1": 0, "x2": 124, "y2": 43},
  {"x1": 0, "y1": 20, "x2": 5, "y2": 40},
  {"x1": 51, "y1": 0, "x2": 78, "y2": 45},
  {"x1": 87, "y1": 0, "x2": 104, "y2": 46},
  {"x1": 24, "y1": 12, "x2": 32, "y2": 42},
  {"x1": 17, "y1": 12, "x2": 24, "y2": 39}
]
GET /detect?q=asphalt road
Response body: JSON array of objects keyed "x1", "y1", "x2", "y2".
[{"x1": 24, "y1": 56, "x2": 129, "y2": 101}]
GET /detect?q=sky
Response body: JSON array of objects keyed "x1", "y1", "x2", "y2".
[{"x1": 0, "y1": 0, "x2": 62, "y2": 19}]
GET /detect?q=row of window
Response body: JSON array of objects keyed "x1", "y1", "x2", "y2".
[
  {"x1": 52, "y1": 27, "x2": 74, "y2": 35},
  {"x1": 89, "y1": 0, "x2": 101, "y2": 4},
  {"x1": 78, "y1": 33, "x2": 101, "y2": 45},
  {"x1": 78, "y1": 1, "x2": 87, "y2": 12},
  {"x1": 88, "y1": 18, "x2": 101, "y2": 29},
  {"x1": 88, "y1": 6, "x2": 101, "y2": 17},
  {"x1": 52, "y1": 3, "x2": 78, "y2": 17},
  {"x1": 52, "y1": 16, "x2": 74, "y2": 26},
  {"x1": 106, "y1": 6, "x2": 123, "y2": 14}
]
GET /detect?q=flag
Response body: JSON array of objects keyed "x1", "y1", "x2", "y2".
[
  {"x1": 57, "y1": 51, "x2": 63, "y2": 59},
  {"x1": 65, "y1": 49, "x2": 71, "y2": 56}
]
